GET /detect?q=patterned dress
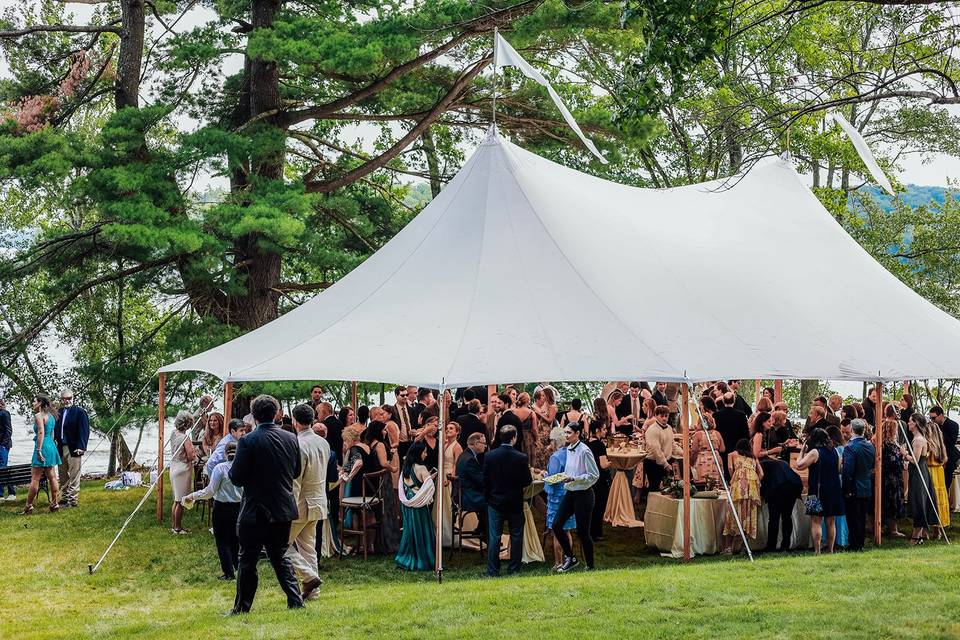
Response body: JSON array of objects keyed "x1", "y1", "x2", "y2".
[
  {"x1": 724, "y1": 455, "x2": 761, "y2": 539},
  {"x1": 881, "y1": 442, "x2": 905, "y2": 520}
]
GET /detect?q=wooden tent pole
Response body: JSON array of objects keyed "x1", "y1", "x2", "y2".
[
  {"x1": 874, "y1": 381, "x2": 883, "y2": 546},
  {"x1": 156, "y1": 373, "x2": 166, "y2": 524},
  {"x1": 351, "y1": 381, "x2": 358, "y2": 411},
  {"x1": 224, "y1": 381, "x2": 234, "y2": 424},
  {"x1": 754, "y1": 379, "x2": 761, "y2": 407},
  {"x1": 774, "y1": 379, "x2": 783, "y2": 404},
  {"x1": 682, "y1": 382, "x2": 691, "y2": 562},
  {"x1": 903, "y1": 380, "x2": 910, "y2": 396}
]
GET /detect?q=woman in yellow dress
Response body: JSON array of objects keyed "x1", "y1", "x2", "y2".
[
  {"x1": 924, "y1": 419, "x2": 951, "y2": 532},
  {"x1": 722, "y1": 438, "x2": 763, "y2": 554}
]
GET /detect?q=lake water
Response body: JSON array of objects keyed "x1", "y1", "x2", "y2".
[{"x1": 8, "y1": 415, "x2": 162, "y2": 475}]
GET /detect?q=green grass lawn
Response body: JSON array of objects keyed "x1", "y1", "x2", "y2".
[{"x1": 1, "y1": 479, "x2": 958, "y2": 639}]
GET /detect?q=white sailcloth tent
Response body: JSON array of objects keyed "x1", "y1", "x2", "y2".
[{"x1": 160, "y1": 127, "x2": 960, "y2": 385}]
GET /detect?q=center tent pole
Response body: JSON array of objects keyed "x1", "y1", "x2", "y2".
[
  {"x1": 681, "y1": 383, "x2": 691, "y2": 562},
  {"x1": 435, "y1": 381, "x2": 445, "y2": 583},
  {"x1": 874, "y1": 380, "x2": 883, "y2": 546},
  {"x1": 774, "y1": 379, "x2": 783, "y2": 404},
  {"x1": 224, "y1": 381, "x2": 234, "y2": 424}
]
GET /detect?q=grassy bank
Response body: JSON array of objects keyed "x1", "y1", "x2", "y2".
[{"x1": 1, "y1": 479, "x2": 957, "y2": 639}]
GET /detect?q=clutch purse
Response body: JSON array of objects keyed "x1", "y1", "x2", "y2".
[{"x1": 803, "y1": 494, "x2": 822, "y2": 516}]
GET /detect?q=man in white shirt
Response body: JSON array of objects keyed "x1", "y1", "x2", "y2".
[
  {"x1": 643, "y1": 406, "x2": 676, "y2": 494},
  {"x1": 284, "y1": 403, "x2": 330, "y2": 601},
  {"x1": 552, "y1": 422, "x2": 599, "y2": 573},
  {"x1": 185, "y1": 442, "x2": 243, "y2": 579},
  {"x1": 206, "y1": 419, "x2": 244, "y2": 477}
]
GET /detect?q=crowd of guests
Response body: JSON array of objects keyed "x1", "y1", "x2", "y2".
[{"x1": 166, "y1": 379, "x2": 959, "y2": 610}]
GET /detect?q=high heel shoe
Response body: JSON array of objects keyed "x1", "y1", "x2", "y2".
[{"x1": 22, "y1": 504, "x2": 34, "y2": 515}]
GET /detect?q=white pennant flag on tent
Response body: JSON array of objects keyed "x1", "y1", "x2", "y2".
[
  {"x1": 826, "y1": 112, "x2": 895, "y2": 195},
  {"x1": 494, "y1": 33, "x2": 608, "y2": 164}
]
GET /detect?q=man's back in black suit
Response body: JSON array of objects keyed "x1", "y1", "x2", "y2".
[
  {"x1": 457, "y1": 413, "x2": 487, "y2": 448},
  {"x1": 482, "y1": 443, "x2": 532, "y2": 513},
  {"x1": 230, "y1": 422, "x2": 302, "y2": 523},
  {"x1": 228, "y1": 399, "x2": 304, "y2": 614},
  {"x1": 323, "y1": 414, "x2": 345, "y2": 464},
  {"x1": 714, "y1": 407, "x2": 749, "y2": 453}
]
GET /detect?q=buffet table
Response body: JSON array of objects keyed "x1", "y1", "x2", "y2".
[
  {"x1": 604, "y1": 448, "x2": 645, "y2": 527},
  {"x1": 643, "y1": 492, "x2": 813, "y2": 558}
]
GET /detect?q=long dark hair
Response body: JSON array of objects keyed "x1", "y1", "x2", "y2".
[
  {"x1": 402, "y1": 441, "x2": 428, "y2": 481},
  {"x1": 806, "y1": 427, "x2": 831, "y2": 450},
  {"x1": 751, "y1": 411, "x2": 771, "y2": 437},
  {"x1": 364, "y1": 420, "x2": 386, "y2": 446}
]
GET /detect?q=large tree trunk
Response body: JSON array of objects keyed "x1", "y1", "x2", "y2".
[
  {"x1": 799, "y1": 380, "x2": 818, "y2": 418},
  {"x1": 224, "y1": 0, "x2": 285, "y2": 330},
  {"x1": 116, "y1": 0, "x2": 145, "y2": 110},
  {"x1": 421, "y1": 128, "x2": 443, "y2": 198}
]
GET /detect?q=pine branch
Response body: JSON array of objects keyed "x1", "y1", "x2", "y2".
[{"x1": 0, "y1": 23, "x2": 120, "y2": 38}]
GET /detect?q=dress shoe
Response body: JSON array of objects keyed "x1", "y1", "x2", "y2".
[
  {"x1": 556, "y1": 556, "x2": 579, "y2": 573},
  {"x1": 301, "y1": 577, "x2": 322, "y2": 600}
]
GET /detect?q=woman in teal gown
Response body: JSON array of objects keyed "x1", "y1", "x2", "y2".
[
  {"x1": 25, "y1": 394, "x2": 62, "y2": 514},
  {"x1": 395, "y1": 441, "x2": 436, "y2": 571}
]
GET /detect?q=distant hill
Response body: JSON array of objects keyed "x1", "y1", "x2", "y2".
[{"x1": 857, "y1": 184, "x2": 957, "y2": 212}]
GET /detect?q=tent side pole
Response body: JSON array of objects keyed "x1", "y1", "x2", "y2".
[
  {"x1": 903, "y1": 380, "x2": 910, "y2": 396},
  {"x1": 224, "y1": 381, "x2": 234, "y2": 424},
  {"x1": 156, "y1": 373, "x2": 166, "y2": 524},
  {"x1": 774, "y1": 379, "x2": 783, "y2": 404},
  {"x1": 681, "y1": 383, "x2": 691, "y2": 562},
  {"x1": 435, "y1": 382, "x2": 445, "y2": 583},
  {"x1": 874, "y1": 380, "x2": 883, "y2": 546},
  {"x1": 351, "y1": 381, "x2": 358, "y2": 411},
  {"x1": 754, "y1": 379, "x2": 761, "y2": 408}
]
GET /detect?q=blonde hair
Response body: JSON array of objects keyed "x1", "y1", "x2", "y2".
[
  {"x1": 771, "y1": 410, "x2": 787, "y2": 427},
  {"x1": 174, "y1": 410, "x2": 194, "y2": 432},
  {"x1": 517, "y1": 392, "x2": 531, "y2": 408}
]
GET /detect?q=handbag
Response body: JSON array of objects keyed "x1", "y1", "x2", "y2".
[
  {"x1": 804, "y1": 451, "x2": 823, "y2": 515},
  {"x1": 804, "y1": 494, "x2": 823, "y2": 516}
]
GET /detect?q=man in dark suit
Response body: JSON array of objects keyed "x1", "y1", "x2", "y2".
[
  {"x1": 493, "y1": 393, "x2": 522, "y2": 448},
  {"x1": 389, "y1": 385, "x2": 416, "y2": 458},
  {"x1": 714, "y1": 393, "x2": 749, "y2": 477},
  {"x1": 456, "y1": 432, "x2": 487, "y2": 533},
  {"x1": 804, "y1": 405, "x2": 832, "y2": 438},
  {"x1": 0, "y1": 398, "x2": 14, "y2": 500},
  {"x1": 727, "y1": 380, "x2": 753, "y2": 416},
  {"x1": 457, "y1": 400, "x2": 487, "y2": 448},
  {"x1": 842, "y1": 419, "x2": 876, "y2": 551},
  {"x1": 929, "y1": 406, "x2": 959, "y2": 492},
  {"x1": 229, "y1": 394, "x2": 304, "y2": 614},
  {"x1": 482, "y1": 425, "x2": 532, "y2": 577},
  {"x1": 55, "y1": 388, "x2": 89, "y2": 508},
  {"x1": 759, "y1": 458, "x2": 803, "y2": 552},
  {"x1": 651, "y1": 382, "x2": 668, "y2": 407},
  {"x1": 862, "y1": 387, "x2": 879, "y2": 426},
  {"x1": 804, "y1": 396, "x2": 840, "y2": 432},
  {"x1": 316, "y1": 402, "x2": 343, "y2": 465}
]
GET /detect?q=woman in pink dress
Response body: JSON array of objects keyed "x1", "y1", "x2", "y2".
[{"x1": 691, "y1": 407, "x2": 724, "y2": 484}]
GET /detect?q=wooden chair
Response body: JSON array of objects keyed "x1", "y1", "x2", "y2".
[
  {"x1": 340, "y1": 469, "x2": 387, "y2": 560},
  {"x1": 449, "y1": 474, "x2": 484, "y2": 559}
]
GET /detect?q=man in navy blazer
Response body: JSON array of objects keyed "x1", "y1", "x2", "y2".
[
  {"x1": 228, "y1": 394, "x2": 304, "y2": 614},
  {"x1": 842, "y1": 419, "x2": 876, "y2": 551},
  {"x1": 929, "y1": 406, "x2": 959, "y2": 493},
  {"x1": 482, "y1": 425, "x2": 532, "y2": 576},
  {"x1": 456, "y1": 433, "x2": 487, "y2": 526},
  {"x1": 55, "y1": 388, "x2": 89, "y2": 508}
]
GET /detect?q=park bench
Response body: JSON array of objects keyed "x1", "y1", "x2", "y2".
[{"x1": 0, "y1": 464, "x2": 49, "y2": 499}]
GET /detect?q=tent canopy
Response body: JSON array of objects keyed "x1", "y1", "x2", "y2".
[{"x1": 160, "y1": 127, "x2": 960, "y2": 386}]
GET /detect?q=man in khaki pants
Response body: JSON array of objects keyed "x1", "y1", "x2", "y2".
[
  {"x1": 55, "y1": 389, "x2": 89, "y2": 508},
  {"x1": 285, "y1": 403, "x2": 329, "y2": 601}
]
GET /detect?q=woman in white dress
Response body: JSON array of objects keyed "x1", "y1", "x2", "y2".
[{"x1": 169, "y1": 410, "x2": 198, "y2": 534}]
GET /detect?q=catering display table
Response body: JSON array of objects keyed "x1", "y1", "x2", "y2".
[
  {"x1": 604, "y1": 448, "x2": 645, "y2": 527},
  {"x1": 643, "y1": 492, "x2": 813, "y2": 558}
]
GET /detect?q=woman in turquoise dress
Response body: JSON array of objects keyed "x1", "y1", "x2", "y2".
[
  {"x1": 395, "y1": 441, "x2": 436, "y2": 571},
  {"x1": 25, "y1": 394, "x2": 62, "y2": 514}
]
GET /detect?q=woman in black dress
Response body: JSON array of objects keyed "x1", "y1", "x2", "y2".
[
  {"x1": 586, "y1": 419, "x2": 612, "y2": 541},
  {"x1": 364, "y1": 420, "x2": 400, "y2": 553},
  {"x1": 904, "y1": 413, "x2": 939, "y2": 544},
  {"x1": 880, "y1": 419, "x2": 906, "y2": 538},
  {"x1": 796, "y1": 428, "x2": 844, "y2": 554}
]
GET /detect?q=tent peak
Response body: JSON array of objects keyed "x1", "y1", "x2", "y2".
[{"x1": 482, "y1": 123, "x2": 501, "y2": 144}]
